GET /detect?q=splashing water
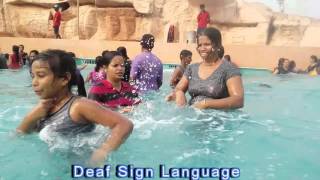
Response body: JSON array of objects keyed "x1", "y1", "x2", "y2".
[{"x1": 0, "y1": 67, "x2": 319, "y2": 179}]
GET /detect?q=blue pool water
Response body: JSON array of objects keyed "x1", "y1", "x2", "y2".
[{"x1": 0, "y1": 66, "x2": 319, "y2": 180}]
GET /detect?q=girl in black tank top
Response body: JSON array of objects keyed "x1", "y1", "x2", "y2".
[{"x1": 17, "y1": 49, "x2": 133, "y2": 166}]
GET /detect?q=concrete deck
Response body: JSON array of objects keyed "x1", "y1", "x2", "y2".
[{"x1": 1, "y1": 37, "x2": 320, "y2": 70}]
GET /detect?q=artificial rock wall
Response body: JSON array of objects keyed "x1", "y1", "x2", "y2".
[{"x1": 1, "y1": 0, "x2": 320, "y2": 46}]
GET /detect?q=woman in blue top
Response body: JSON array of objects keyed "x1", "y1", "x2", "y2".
[{"x1": 167, "y1": 27, "x2": 244, "y2": 109}]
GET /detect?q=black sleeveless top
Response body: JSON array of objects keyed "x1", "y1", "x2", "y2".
[{"x1": 36, "y1": 96, "x2": 95, "y2": 136}]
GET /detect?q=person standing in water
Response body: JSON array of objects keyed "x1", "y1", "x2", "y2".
[
  {"x1": 17, "y1": 49, "x2": 133, "y2": 165},
  {"x1": 167, "y1": 27, "x2": 244, "y2": 109},
  {"x1": 117, "y1": 46, "x2": 131, "y2": 82},
  {"x1": 88, "y1": 51, "x2": 140, "y2": 112},
  {"x1": 169, "y1": 50, "x2": 192, "y2": 88},
  {"x1": 130, "y1": 34, "x2": 163, "y2": 92}
]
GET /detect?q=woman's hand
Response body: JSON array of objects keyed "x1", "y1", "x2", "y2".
[
  {"x1": 16, "y1": 98, "x2": 55, "y2": 133},
  {"x1": 192, "y1": 99, "x2": 207, "y2": 109},
  {"x1": 119, "y1": 106, "x2": 134, "y2": 113},
  {"x1": 165, "y1": 92, "x2": 176, "y2": 101},
  {"x1": 89, "y1": 148, "x2": 108, "y2": 167},
  {"x1": 34, "y1": 98, "x2": 56, "y2": 118}
]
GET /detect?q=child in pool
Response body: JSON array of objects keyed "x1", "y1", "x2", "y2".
[
  {"x1": 16, "y1": 49, "x2": 133, "y2": 165},
  {"x1": 169, "y1": 50, "x2": 192, "y2": 88},
  {"x1": 85, "y1": 56, "x2": 106, "y2": 85},
  {"x1": 306, "y1": 55, "x2": 320, "y2": 76}
]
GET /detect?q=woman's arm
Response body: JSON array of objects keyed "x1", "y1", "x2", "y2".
[
  {"x1": 316, "y1": 66, "x2": 320, "y2": 75},
  {"x1": 85, "y1": 72, "x2": 91, "y2": 83},
  {"x1": 174, "y1": 76, "x2": 189, "y2": 107},
  {"x1": 78, "y1": 64, "x2": 88, "y2": 71},
  {"x1": 7, "y1": 55, "x2": 12, "y2": 66},
  {"x1": 272, "y1": 67, "x2": 279, "y2": 74},
  {"x1": 193, "y1": 76, "x2": 244, "y2": 109},
  {"x1": 170, "y1": 68, "x2": 182, "y2": 87},
  {"x1": 70, "y1": 99, "x2": 133, "y2": 165},
  {"x1": 129, "y1": 59, "x2": 139, "y2": 81},
  {"x1": 157, "y1": 65, "x2": 163, "y2": 88},
  {"x1": 17, "y1": 99, "x2": 55, "y2": 133}
]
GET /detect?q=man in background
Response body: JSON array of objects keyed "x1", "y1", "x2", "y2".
[
  {"x1": 52, "y1": 5, "x2": 62, "y2": 39},
  {"x1": 130, "y1": 34, "x2": 163, "y2": 92},
  {"x1": 197, "y1": 4, "x2": 210, "y2": 35},
  {"x1": 19, "y1": 44, "x2": 28, "y2": 65}
]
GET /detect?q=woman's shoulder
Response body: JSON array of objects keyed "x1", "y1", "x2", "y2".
[
  {"x1": 221, "y1": 59, "x2": 236, "y2": 68},
  {"x1": 90, "y1": 80, "x2": 113, "y2": 92},
  {"x1": 134, "y1": 52, "x2": 147, "y2": 60},
  {"x1": 121, "y1": 81, "x2": 131, "y2": 88},
  {"x1": 187, "y1": 63, "x2": 200, "y2": 70},
  {"x1": 69, "y1": 97, "x2": 101, "y2": 117},
  {"x1": 121, "y1": 81, "x2": 137, "y2": 91},
  {"x1": 189, "y1": 62, "x2": 200, "y2": 67},
  {"x1": 184, "y1": 63, "x2": 200, "y2": 76},
  {"x1": 219, "y1": 60, "x2": 241, "y2": 78},
  {"x1": 175, "y1": 65, "x2": 184, "y2": 72},
  {"x1": 221, "y1": 60, "x2": 240, "y2": 71}
]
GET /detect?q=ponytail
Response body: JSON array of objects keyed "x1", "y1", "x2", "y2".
[
  {"x1": 94, "y1": 56, "x2": 103, "y2": 72},
  {"x1": 75, "y1": 70, "x2": 87, "y2": 97},
  {"x1": 216, "y1": 46, "x2": 224, "y2": 59}
]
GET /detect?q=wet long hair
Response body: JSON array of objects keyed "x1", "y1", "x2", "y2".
[
  {"x1": 32, "y1": 49, "x2": 79, "y2": 91},
  {"x1": 117, "y1": 46, "x2": 130, "y2": 61},
  {"x1": 197, "y1": 27, "x2": 224, "y2": 59},
  {"x1": 94, "y1": 56, "x2": 104, "y2": 72}
]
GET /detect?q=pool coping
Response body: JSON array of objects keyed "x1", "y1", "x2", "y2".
[{"x1": 76, "y1": 58, "x2": 271, "y2": 72}]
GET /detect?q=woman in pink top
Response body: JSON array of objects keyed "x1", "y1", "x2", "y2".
[
  {"x1": 7, "y1": 45, "x2": 22, "y2": 69},
  {"x1": 86, "y1": 56, "x2": 106, "y2": 85}
]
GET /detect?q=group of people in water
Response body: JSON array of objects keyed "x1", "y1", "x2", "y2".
[
  {"x1": 0, "y1": 44, "x2": 30, "y2": 69},
  {"x1": 272, "y1": 55, "x2": 320, "y2": 76},
  {"x1": 0, "y1": 27, "x2": 316, "y2": 165}
]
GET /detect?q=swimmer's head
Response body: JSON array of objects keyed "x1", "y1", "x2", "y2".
[
  {"x1": 140, "y1": 34, "x2": 155, "y2": 51},
  {"x1": 197, "y1": 27, "x2": 224, "y2": 59},
  {"x1": 94, "y1": 56, "x2": 104, "y2": 72},
  {"x1": 180, "y1": 50, "x2": 192, "y2": 65},
  {"x1": 310, "y1": 55, "x2": 318, "y2": 64},
  {"x1": 117, "y1": 46, "x2": 129, "y2": 60},
  {"x1": 31, "y1": 49, "x2": 78, "y2": 98},
  {"x1": 288, "y1": 60, "x2": 296, "y2": 72},
  {"x1": 12, "y1": 45, "x2": 19, "y2": 54},
  {"x1": 29, "y1": 50, "x2": 39, "y2": 62},
  {"x1": 19, "y1": 44, "x2": 24, "y2": 52},
  {"x1": 200, "y1": 4, "x2": 205, "y2": 11},
  {"x1": 283, "y1": 59, "x2": 290, "y2": 71},
  {"x1": 101, "y1": 51, "x2": 125, "y2": 81},
  {"x1": 277, "y1": 58, "x2": 285, "y2": 67}
]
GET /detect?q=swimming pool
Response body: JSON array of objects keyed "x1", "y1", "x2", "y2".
[{"x1": 0, "y1": 66, "x2": 319, "y2": 180}]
